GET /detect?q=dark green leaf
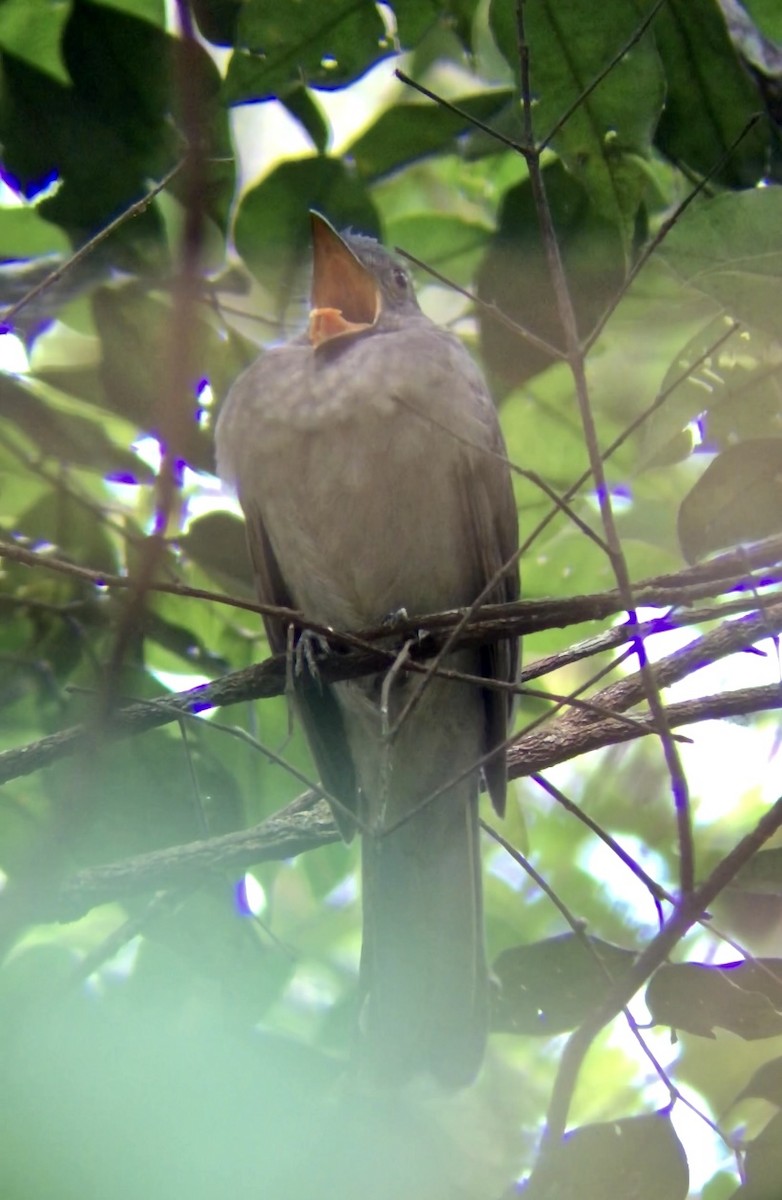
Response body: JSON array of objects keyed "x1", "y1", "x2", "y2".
[
  {"x1": 346, "y1": 90, "x2": 515, "y2": 182},
  {"x1": 525, "y1": 1110, "x2": 689, "y2": 1200},
  {"x1": 280, "y1": 84, "x2": 330, "y2": 154},
  {"x1": 677, "y1": 440, "x2": 782, "y2": 563},
  {"x1": 189, "y1": 0, "x2": 241, "y2": 45},
  {"x1": 491, "y1": 933, "x2": 636, "y2": 1035},
  {"x1": 233, "y1": 157, "x2": 378, "y2": 312},
  {"x1": 490, "y1": 0, "x2": 664, "y2": 238},
  {"x1": 0, "y1": 2, "x2": 232, "y2": 254},
  {"x1": 48, "y1": 728, "x2": 232, "y2": 862},
  {"x1": 144, "y1": 607, "x2": 228, "y2": 673},
  {"x1": 737, "y1": 1111, "x2": 782, "y2": 1200},
  {"x1": 223, "y1": 0, "x2": 390, "y2": 104},
  {"x1": 476, "y1": 161, "x2": 626, "y2": 391},
  {"x1": 646, "y1": 959, "x2": 782, "y2": 1038},
  {"x1": 0, "y1": 3, "x2": 175, "y2": 246},
  {"x1": 734, "y1": 1055, "x2": 782, "y2": 1107},
  {"x1": 653, "y1": 0, "x2": 769, "y2": 188},
  {"x1": 733, "y1": 848, "x2": 782, "y2": 894},
  {"x1": 180, "y1": 512, "x2": 255, "y2": 595},
  {"x1": 390, "y1": 0, "x2": 442, "y2": 46}
]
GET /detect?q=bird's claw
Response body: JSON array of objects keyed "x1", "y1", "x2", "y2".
[
  {"x1": 293, "y1": 627, "x2": 332, "y2": 682},
  {"x1": 381, "y1": 606, "x2": 409, "y2": 629}
]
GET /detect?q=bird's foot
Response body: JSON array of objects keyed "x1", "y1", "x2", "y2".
[
  {"x1": 381, "y1": 606, "x2": 409, "y2": 629},
  {"x1": 292, "y1": 626, "x2": 333, "y2": 683}
]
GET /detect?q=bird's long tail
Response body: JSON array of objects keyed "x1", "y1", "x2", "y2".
[{"x1": 359, "y1": 780, "x2": 487, "y2": 1088}]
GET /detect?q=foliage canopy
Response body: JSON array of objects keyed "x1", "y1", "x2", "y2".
[{"x1": 1, "y1": 1, "x2": 782, "y2": 1197}]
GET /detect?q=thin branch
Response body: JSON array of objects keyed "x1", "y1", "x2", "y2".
[
  {"x1": 51, "y1": 794, "x2": 339, "y2": 923},
  {"x1": 0, "y1": 161, "x2": 184, "y2": 330},
  {"x1": 538, "y1": 0, "x2": 668, "y2": 151},
  {"x1": 106, "y1": 2, "x2": 206, "y2": 696},
  {"x1": 2, "y1": 568, "x2": 781, "y2": 790},
  {"x1": 4, "y1": 530, "x2": 782, "y2": 637},
  {"x1": 396, "y1": 245, "x2": 563, "y2": 361},
  {"x1": 585, "y1": 115, "x2": 763, "y2": 352},
  {"x1": 544, "y1": 789, "x2": 782, "y2": 1142},
  {"x1": 515, "y1": 0, "x2": 693, "y2": 895},
  {"x1": 394, "y1": 69, "x2": 524, "y2": 154}
]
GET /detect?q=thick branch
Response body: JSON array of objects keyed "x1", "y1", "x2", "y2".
[
  {"x1": 29, "y1": 682, "x2": 780, "y2": 924},
  {"x1": 2, "y1": 545, "x2": 782, "y2": 787}
]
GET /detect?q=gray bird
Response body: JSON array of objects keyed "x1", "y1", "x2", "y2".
[{"x1": 215, "y1": 213, "x2": 519, "y2": 1087}]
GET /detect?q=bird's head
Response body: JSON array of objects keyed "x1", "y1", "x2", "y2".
[{"x1": 308, "y1": 211, "x2": 420, "y2": 349}]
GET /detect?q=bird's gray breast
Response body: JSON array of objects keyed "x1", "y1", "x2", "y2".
[{"x1": 217, "y1": 321, "x2": 497, "y2": 630}]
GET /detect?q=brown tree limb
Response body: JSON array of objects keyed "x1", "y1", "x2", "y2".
[
  {"x1": 22, "y1": 681, "x2": 780, "y2": 925},
  {"x1": 2, "y1": 573, "x2": 781, "y2": 789}
]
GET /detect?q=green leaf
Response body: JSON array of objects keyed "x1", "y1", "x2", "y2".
[
  {"x1": 741, "y1": 1111, "x2": 782, "y2": 1200},
  {"x1": 233, "y1": 156, "x2": 378, "y2": 312},
  {"x1": 659, "y1": 189, "x2": 782, "y2": 344},
  {"x1": 0, "y1": 206, "x2": 70, "y2": 259},
  {"x1": 734, "y1": 1056, "x2": 782, "y2": 1107},
  {"x1": 0, "y1": 2, "x2": 175, "y2": 256},
  {"x1": 677, "y1": 440, "x2": 782, "y2": 563},
  {"x1": 346, "y1": 90, "x2": 515, "y2": 182},
  {"x1": 388, "y1": 212, "x2": 490, "y2": 287},
  {"x1": 653, "y1": 0, "x2": 769, "y2": 188},
  {"x1": 0, "y1": 2, "x2": 232, "y2": 250},
  {"x1": 525, "y1": 1110, "x2": 689, "y2": 1200},
  {"x1": 646, "y1": 959, "x2": 782, "y2": 1038},
  {"x1": 0, "y1": 0, "x2": 71, "y2": 83},
  {"x1": 189, "y1": 0, "x2": 242, "y2": 46},
  {"x1": 0, "y1": 371, "x2": 153, "y2": 480},
  {"x1": 744, "y1": 0, "x2": 782, "y2": 41},
  {"x1": 490, "y1": 0, "x2": 664, "y2": 241},
  {"x1": 438, "y1": 0, "x2": 481, "y2": 51},
  {"x1": 87, "y1": 0, "x2": 165, "y2": 24},
  {"x1": 476, "y1": 161, "x2": 626, "y2": 390},
  {"x1": 733, "y1": 847, "x2": 782, "y2": 894},
  {"x1": 144, "y1": 604, "x2": 229, "y2": 674},
  {"x1": 180, "y1": 512, "x2": 255, "y2": 595},
  {"x1": 87, "y1": 282, "x2": 257, "y2": 472},
  {"x1": 491, "y1": 933, "x2": 636, "y2": 1035},
  {"x1": 279, "y1": 85, "x2": 330, "y2": 154},
  {"x1": 390, "y1": 0, "x2": 442, "y2": 45},
  {"x1": 640, "y1": 318, "x2": 782, "y2": 468},
  {"x1": 223, "y1": 0, "x2": 391, "y2": 104},
  {"x1": 16, "y1": 488, "x2": 118, "y2": 575},
  {"x1": 700, "y1": 1171, "x2": 741, "y2": 1200}
]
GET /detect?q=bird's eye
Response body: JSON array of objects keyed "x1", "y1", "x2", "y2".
[{"x1": 392, "y1": 267, "x2": 409, "y2": 291}]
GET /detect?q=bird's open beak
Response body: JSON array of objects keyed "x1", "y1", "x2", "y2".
[{"x1": 308, "y1": 212, "x2": 381, "y2": 348}]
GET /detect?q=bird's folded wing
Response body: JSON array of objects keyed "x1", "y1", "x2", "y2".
[
  {"x1": 243, "y1": 499, "x2": 359, "y2": 839},
  {"x1": 459, "y1": 425, "x2": 520, "y2": 817}
]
